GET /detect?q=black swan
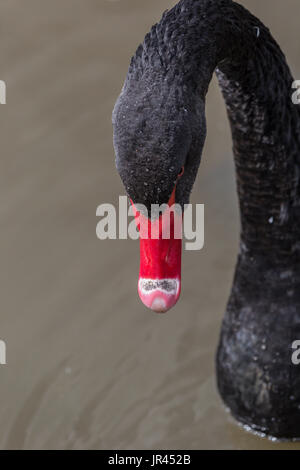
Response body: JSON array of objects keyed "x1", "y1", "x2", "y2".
[{"x1": 112, "y1": 0, "x2": 300, "y2": 440}]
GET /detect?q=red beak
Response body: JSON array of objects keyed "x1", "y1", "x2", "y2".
[{"x1": 131, "y1": 186, "x2": 182, "y2": 313}]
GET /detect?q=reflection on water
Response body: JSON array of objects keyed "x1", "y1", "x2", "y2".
[{"x1": 0, "y1": 0, "x2": 300, "y2": 450}]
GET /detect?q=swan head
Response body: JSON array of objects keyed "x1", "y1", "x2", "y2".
[{"x1": 112, "y1": 79, "x2": 206, "y2": 313}]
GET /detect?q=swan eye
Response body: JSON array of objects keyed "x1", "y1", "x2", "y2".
[{"x1": 178, "y1": 167, "x2": 184, "y2": 178}]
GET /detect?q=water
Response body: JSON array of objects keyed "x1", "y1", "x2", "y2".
[{"x1": 0, "y1": 0, "x2": 299, "y2": 450}]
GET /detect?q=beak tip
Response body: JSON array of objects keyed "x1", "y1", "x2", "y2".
[
  {"x1": 150, "y1": 297, "x2": 169, "y2": 314},
  {"x1": 138, "y1": 280, "x2": 181, "y2": 314}
]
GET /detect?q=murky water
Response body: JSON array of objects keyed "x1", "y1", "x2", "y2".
[{"x1": 0, "y1": 0, "x2": 300, "y2": 450}]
